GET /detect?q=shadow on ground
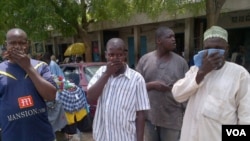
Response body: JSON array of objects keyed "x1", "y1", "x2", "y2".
[{"x1": 56, "y1": 131, "x2": 94, "y2": 141}]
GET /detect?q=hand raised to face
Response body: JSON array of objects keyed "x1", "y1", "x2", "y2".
[
  {"x1": 106, "y1": 57, "x2": 125, "y2": 75},
  {"x1": 200, "y1": 51, "x2": 224, "y2": 73}
]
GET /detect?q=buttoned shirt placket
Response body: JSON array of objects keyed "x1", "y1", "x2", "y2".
[{"x1": 104, "y1": 75, "x2": 117, "y2": 141}]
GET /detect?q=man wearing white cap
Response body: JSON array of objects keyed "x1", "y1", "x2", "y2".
[{"x1": 172, "y1": 26, "x2": 250, "y2": 141}]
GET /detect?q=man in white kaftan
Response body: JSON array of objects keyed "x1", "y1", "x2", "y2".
[{"x1": 172, "y1": 26, "x2": 250, "y2": 141}]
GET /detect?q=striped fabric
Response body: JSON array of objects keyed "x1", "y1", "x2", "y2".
[{"x1": 88, "y1": 65, "x2": 150, "y2": 141}]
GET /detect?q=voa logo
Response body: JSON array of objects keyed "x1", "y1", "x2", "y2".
[{"x1": 226, "y1": 129, "x2": 246, "y2": 136}]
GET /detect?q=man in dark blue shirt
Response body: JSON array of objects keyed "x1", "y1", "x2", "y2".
[{"x1": 0, "y1": 28, "x2": 57, "y2": 141}]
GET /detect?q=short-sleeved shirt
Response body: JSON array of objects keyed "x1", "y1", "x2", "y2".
[
  {"x1": 88, "y1": 65, "x2": 150, "y2": 141},
  {"x1": 49, "y1": 60, "x2": 65, "y2": 78},
  {"x1": 0, "y1": 59, "x2": 55, "y2": 141},
  {"x1": 136, "y1": 51, "x2": 189, "y2": 130}
]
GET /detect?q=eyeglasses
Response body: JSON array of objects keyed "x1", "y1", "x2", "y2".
[{"x1": 7, "y1": 40, "x2": 28, "y2": 46}]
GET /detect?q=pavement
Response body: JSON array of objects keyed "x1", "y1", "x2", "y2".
[{"x1": 80, "y1": 132, "x2": 94, "y2": 141}]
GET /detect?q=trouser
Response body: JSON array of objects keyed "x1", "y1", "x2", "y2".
[{"x1": 144, "y1": 121, "x2": 180, "y2": 141}]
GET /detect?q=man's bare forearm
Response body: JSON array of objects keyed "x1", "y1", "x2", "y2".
[
  {"x1": 136, "y1": 111, "x2": 145, "y2": 141},
  {"x1": 87, "y1": 73, "x2": 111, "y2": 103}
]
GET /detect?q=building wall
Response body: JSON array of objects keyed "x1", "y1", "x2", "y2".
[
  {"x1": 40, "y1": 0, "x2": 250, "y2": 66},
  {"x1": 88, "y1": 0, "x2": 250, "y2": 32},
  {"x1": 219, "y1": 10, "x2": 250, "y2": 29},
  {"x1": 89, "y1": 20, "x2": 186, "y2": 64},
  {"x1": 86, "y1": 0, "x2": 250, "y2": 63}
]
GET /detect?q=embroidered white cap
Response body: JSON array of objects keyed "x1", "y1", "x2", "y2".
[{"x1": 204, "y1": 26, "x2": 228, "y2": 42}]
